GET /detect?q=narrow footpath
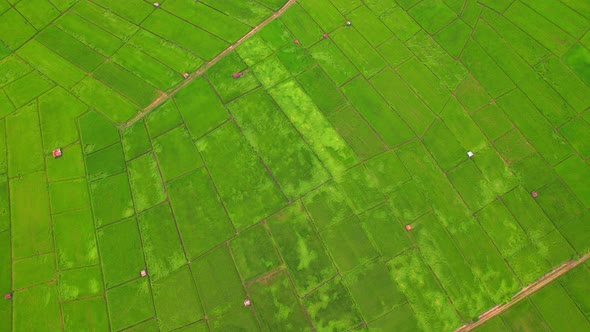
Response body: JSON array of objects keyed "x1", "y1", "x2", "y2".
[{"x1": 456, "y1": 252, "x2": 590, "y2": 331}]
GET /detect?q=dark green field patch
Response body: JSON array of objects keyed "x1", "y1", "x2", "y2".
[
  {"x1": 493, "y1": 129, "x2": 536, "y2": 166},
  {"x1": 334, "y1": 164, "x2": 385, "y2": 213},
  {"x1": 440, "y1": 97, "x2": 489, "y2": 153},
  {"x1": 152, "y1": 266, "x2": 203, "y2": 331},
  {"x1": 280, "y1": 3, "x2": 322, "y2": 46},
  {"x1": 530, "y1": 282, "x2": 590, "y2": 331},
  {"x1": 36, "y1": 25, "x2": 105, "y2": 72},
  {"x1": 389, "y1": 182, "x2": 431, "y2": 222},
  {"x1": 499, "y1": 298, "x2": 550, "y2": 332},
  {"x1": 229, "y1": 224, "x2": 281, "y2": 281},
  {"x1": 435, "y1": 19, "x2": 471, "y2": 58},
  {"x1": 93, "y1": 62, "x2": 160, "y2": 107},
  {"x1": 138, "y1": 203, "x2": 186, "y2": 282},
  {"x1": 53, "y1": 209, "x2": 98, "y2": 270},
  {"x1": 78, "y1": 111, "x2": 120, "y2": 154},
  {"x1": 559, "y1": 118, "x2": 590, "y2": 159},
  {"x1": 563, "y1": 44, "x2": 590, "y2": 87},
  {"x1": 192, "y1": 246, "x2": 244, "y2": 317},
  {"x1": 85, "y1": 143, "x2": 126, "y2": 182},
  {"x1": 448, "y1": 160, "x2": 495, "y2": 212},
  {"x1": 476, "y1": 200, "x2": 529, "y2": 258},
  {"x1": 345, "y1": 261, "x2": 406, "y2": 322},
  {"x1": 536, "y1": 179, "x2": 586, "y2": 228},
  {"x1": 473, "y1": 147, "x2": 518, "y2": 195},
  {"x1": 127, "y1": 153, "x2": 166, "y2": 212},
  {"x1": 97, "y1": 218, "x2": 145, "y2": 287},
  {"x1": 408, "y1": 0, "x2": 456, "y2": 34},
  {"x1": 276, "y1": 43, "x2": 315, "y2": 76},
  {"x1": 364, "y1": 151, "x2": 411, "y2": 197},
  {"x1": 168, "y1": 169, "x2": 235, "y2": 260},
  {"x1": 297, "y1": 66, "x2": 347, "y2": 117},
  {"x1": 153, "y1": 126, "x2": 202, "y2": 182},
  {"x1": 502, "y1": 187, "x2": 556, "y2": 241},
  {"x1": 454, "y1": 74, "x2": 492, "y2": 113},
  {"x1": 422, "y1": 119, "x2": 465, "y2": 171},
  {"x1": 106, "y1": 277, "x2": 155, "y2": 331},
  {"x1": 89, "y1": 173, "x2": 134, "y2": 228},
  {"x1": 510, "y1": 154, "x2": 556, "y2": 192}
]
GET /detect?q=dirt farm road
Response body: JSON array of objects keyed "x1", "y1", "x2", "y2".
[
  {"x1": 123, "y1": 0, "x2": 299, "y2": 129},
  {"x1": 456, "y1": 252, "x2": 590, "y2": 331}
]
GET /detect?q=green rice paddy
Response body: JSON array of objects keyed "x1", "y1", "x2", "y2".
[{"x1": 0, "y1": 0, "x2": 589, "y2": 331}]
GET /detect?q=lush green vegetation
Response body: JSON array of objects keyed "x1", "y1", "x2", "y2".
[{"x1": 0, "y1": 0, "x2": 589, "y2": 331}]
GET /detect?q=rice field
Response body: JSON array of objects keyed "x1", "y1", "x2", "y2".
[{"x1": 0, "y1": 0, "x2": 589, "y2": 331}]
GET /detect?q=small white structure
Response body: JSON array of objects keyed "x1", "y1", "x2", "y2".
[
  {"x1": 346, "y1": 20, "x2": 352, "y2": 26},
  {"x1": 467, "y1": 151, "x2": 474, "y2": 158},
  {"x1": 140, "y1": 269, "x2": 147, "y2": 277},
  {"x1": 153, "y1": 2, "x2": 160, "y2": 7},
  {"x1": 243, "y1": 299, "x2": 251, "y2": 307}
]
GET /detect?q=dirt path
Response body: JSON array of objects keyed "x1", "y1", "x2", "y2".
[
  {"x1": 455, "y1": 252, "x2": 590, "y2": 332},
  {"x1": 122, "y1": 0, "x2": 299, "y2": 129}
]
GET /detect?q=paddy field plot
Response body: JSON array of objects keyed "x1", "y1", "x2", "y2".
[{"x1": 0, "y1": 0, "x2": 590, "y2": 331}]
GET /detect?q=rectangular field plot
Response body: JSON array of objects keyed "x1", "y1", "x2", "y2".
[
  {"x1": 153, "y1": 126, "x2": 202, "y2": 182},
  {"x1": 39, "y1": 87, "x2": 88, "y2": 148},
  {"x1": 53, "y1": 209, "x2": 97, "y2": 270},
  {"x1": 127, "y1": 152, "x2": 166, "y2": 212},
  {"x1": 296, "y1": 66, "x2": 348, "y2": 117},
  {"x1": 229, "y1": 224, "x2": 281, "y2": 281},
  {"x1": 229, "y1": 89, "x2": 329, "y2": 200},
  {"x1": 267, "y1": 203, "x2": 336, "y2": 295},
  {"x1": 73, "y1": 77, "x2": 139, "y2": 123},
  {"x1": 412, "y1": 213, "x2": 493, "y2": 320},
  {"x1": 112, "y1": 44, "x2": 182, "y2": 91},
  {"x1": 145, "y1": 100, "x2": 183, "y2": 138},
  {"x1": 36, "y1": 25, "x2": 105, "y2": 72},
  {"x1": 62, "y1": 297, "x2": 109, "y2": 332},
  {"x1": 152, "y1": 266, "x2": 203, "y2": 331},
  {"x1": 322, "y1": 215, "x2": 379, "y2": 273},
  {"x1": 555, "y1": 156, "x2": 590, "y2": 208},
  {"x1": 531, "y1": 282, "x2": 590, "y2": 331},
  {"x1": 12, "y1": 253, "x2": 55, "y2": 290},
  {"x1": 10, "y1": 171, "x2": 52, "y2": 258},
  {"x1": 13, "y1": 283, "x2": 61, "y2": 331},
  {"x1": 396, "y1": 57, "x2": 451, "y2": 114},
  {"x1": 342, "y1": 76, "x2": 414, "y2": 147},
  {"x1": 6, "y1": 103, "x2": 44, "y2": 177},
  {"x1": 359, "y1": 203, "x2": 413, "y2": 259},
  {"x1": 279, "y1": 3, "x2": 322, "y2": 46},
  {"x1": 58, "y1": 266, "x2": 103, "y2": 302},
  {"x1": 196, "y1": 122, "x2": 286, "y2": 230},
  {"x1": 191, "y1": 246, "x2": 245, "y2": 317},
  {"x1": 128, "y1": 30, "x2": 203, "y2": 74},
  {"x1": 97, "y1": 217, "x2": 145, "y2": 288},
  {"x1": 142, "y1": 10, "x2": 228, "y2": 61},
  {"x1": 344, "y1": 261, "x2": 406, "y2": 322},
  {"x1": 167, "y1": 168, "x2": 234, "y2": 260},
  {"x1": 347, "y1": 5, "x2": 392, "y2": 46},
  {"x1": 173, "y1": 77, "x2": 229, "y2": 139},
  {"x1": 106, "y1": 278, "x2": 155, "y2": 331},
  {"x1": 334, "y1": 164, "x2": 385, "y2": 214},
  {"x1": 371, "y1": 68, "x2": 436, "y2": 136},
  {"x1": 331, "y1": 27, "x2": 386, "y2": 77},
  {"x1": 49, "y1": 179, "x2": 89, "y2": 214},
  {"x1": 0, "y1": 9, "x2": 36, "y2": 50},
  {"x1": 302, "y1": 181, "x2": 355, "y2": 230},
  {"x1": 137, "y1": 203, "x2": 186, "y2": 282},
  {"x1": 422, "y1": 120, "x2": 465, "y2": 171},
  {"x1": 89, "y1": 173, "x2": 135, "y2": 228},
  {"x1": 205, "y1": 52, "x2": 260, "y2": 102},
  {"x1": 85, "y1": 143, "x2": 126, "y2": 182},
  {"x1": 4, "y1": 72, "x2": 54, "y2": 108},
  {"x1": 93, "y1": 62, "x2": 160, "y2": 107},
  {"x1": 309, "y1": 39, "x2": 359, "y2": 86}
]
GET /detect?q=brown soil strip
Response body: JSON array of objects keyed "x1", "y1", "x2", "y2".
[
  {"x1": 122, "y1": 0, "x2": 299, "y2": 129},
  {"x1": 456, "y1": 252, "x2": 590, "y2": 332}
]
